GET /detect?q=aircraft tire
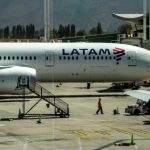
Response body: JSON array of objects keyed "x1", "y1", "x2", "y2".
[{"x1": 134, "y1": 109, "x2": 140, "y2": 115}]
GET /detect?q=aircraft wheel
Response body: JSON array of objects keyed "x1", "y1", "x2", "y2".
[{"x1": 134, "y1": 109, "x2": 140, "y2": 115}]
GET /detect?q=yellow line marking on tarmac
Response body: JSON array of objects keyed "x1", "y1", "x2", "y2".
[
  {"x1": 73, "y1": 130, "x2": 91, "y2": 139},
  {"x1": 60, "y1": 127, "x2": 150, "y2": 139},
  {"x1": 61, "y1": 129, "x2": 98, "y2": 139},
  {"x1": 109, "y1": 127, "x2": 150, "y2": 137},
  {"x1": 144, "y1": 128, "x2": 150, "y2": 131},
  {"x1": 91, "y1": 128, "x2": 113, "y2": 139},
  {"x1": 108, "y1": 127, "x2": 139, "y2": 136},
  {"x1": 128, "y1": 128, "x2": 150, "y2": 137}
]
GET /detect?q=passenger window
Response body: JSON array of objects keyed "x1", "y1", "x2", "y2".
[
  {"x1": 84, "y1": 56, "x2": 87, "y2": 60},
  {"x1": 72, "y1": 56, "x2": 74, "y2": 60},
  {"x1": 8, "y1": 56, "x2": 10, "y2": 60},
  {"x1": 4, "y1": 56, "x2": 6, "y2": 60},
  {"x1": 17, "y1": 56, "x2": 19, "y2": 60},
  {"x1": 25, "y1": 56, "x2": 28, "y2": 60},
  {"x1": 30, "y1": 56, "x2": 32, "y2": 60},
  {"x1": 109, "y1": 56, "x2": 112, "y2": 60},
  {"x1": 128, "y1": 56, "x2": 131, "y2": 60},
  {"x1": 93, "y1": 56, "x2": 95, "y2": 60},
  {"x1": 76, "y1": 56, "x2": 78, "y2": 60},
  {"x1": 63, "y1": 56, "x2": 66, "y2": 60},
  {"x1": 34, "y1": 56, "x2": 36, "y2": 60},
  {"x1": 97, "y1": 56, "x2": 99, "y2": 60},
  {"x1": 101, "y1": 56, "x2": 103, "y2": 60},
  {"x1": 59, "y1": 56, "x2": 62, "y2": 60},
  {"x1": 68, "y1": 56, "x2": 70, "y2": 60},
  {"x1": 21, "y1": 56, "x2": 23, "y2": 60},
  {"x1": 12, "y1": 56, "x2": 15, "y2": 60},
  {"x1": 89, "y1": 56, "x2": 91, "y2": 60}
]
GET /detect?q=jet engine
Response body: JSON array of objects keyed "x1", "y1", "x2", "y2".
[{"x1": 0, "y1": 66, "x2": 36, "y2": 94}]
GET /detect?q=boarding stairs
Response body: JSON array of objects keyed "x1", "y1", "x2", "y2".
[
  {"x1": 28, "y1": 83, "x2": 70, "y2": 118},
  {"x1": 18, "y1": 76, "x2": 69, "y2": 118}
]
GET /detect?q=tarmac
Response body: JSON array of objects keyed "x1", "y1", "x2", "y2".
[{"x1": 0, "y1": 82, "x2": 150, "y2": 150}]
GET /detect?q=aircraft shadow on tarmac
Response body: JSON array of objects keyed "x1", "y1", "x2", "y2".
[
  {"x1": 0, "y1": 115, "x2": 66, "y2": 121},
  {"x1": 96, "y1": 83, "x2": 141, "y2": 93},
  {"x1": 124, "y1": 113, "x2": 150, "y2": 117},
  {"x1": 96, "y1": 86, "x2": 124, "y2": 93},
  {"x1": 143, "y1": 120, "x2": 150, "y2": 125},
  {"x1": 76, "y1": 85, "x2": 125, "y2": 92}
]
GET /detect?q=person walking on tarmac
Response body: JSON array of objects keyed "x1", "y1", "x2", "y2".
[{"x1": 96, "y1": 98, "x2": 104, "y2": 115}]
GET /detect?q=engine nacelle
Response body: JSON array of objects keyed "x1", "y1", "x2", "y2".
[{"x1": 0, "y1": 66, "x2": 36, "y2": 94}]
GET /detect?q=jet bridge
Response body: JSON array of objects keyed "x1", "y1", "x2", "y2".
[{"x1": 18, "y1": 76, "x2": 70, "y2": 119}]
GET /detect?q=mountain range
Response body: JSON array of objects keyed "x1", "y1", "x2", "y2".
[{"x1": 0, "y1": 0, "x2": 143, "y2": 32}]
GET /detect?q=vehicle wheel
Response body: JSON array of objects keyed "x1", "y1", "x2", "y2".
[{"x1": 134, "y1": 109, "x2": 140, "y2": 115}]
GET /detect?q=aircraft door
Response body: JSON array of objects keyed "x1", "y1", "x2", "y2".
[
  {"x1": 45, "y1": 51, "x2": 54, "y2": 67},
  {"x1": 127, "y1": 51, "x2": 137, "y2": 66},
  {"x1": 17, "y1": 76, "x2": 29, "y2": 87}
]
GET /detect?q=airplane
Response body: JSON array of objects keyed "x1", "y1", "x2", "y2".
[
  {"x1": 0, "y1": 42, "x2": 150, "y2": 94},
  {"x1": 125, "y1": 90, "x2": 150, "y2": 103}
]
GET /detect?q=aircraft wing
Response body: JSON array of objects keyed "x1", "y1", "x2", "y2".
[
  {"x1": 0, "y1": 64, "x2": 30, "y2": 69},
  {"x1": 125, "y1": 90, "x2": 150, "y2": 102},
  {"x1": 0, "y1": 66, "x2": 13, "y2": 69}
]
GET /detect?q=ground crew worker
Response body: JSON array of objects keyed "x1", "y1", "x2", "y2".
[{"x1": 96, "y1": 98, "x2": 104, "y2": 114}]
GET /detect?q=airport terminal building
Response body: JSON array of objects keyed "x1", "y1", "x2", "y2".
[{"x1": 113, "y1": 0, "x2": 150, "y2": 49}]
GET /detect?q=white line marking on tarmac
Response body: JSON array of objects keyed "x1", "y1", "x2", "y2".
[
  {"x1": 134, "y1": 145, "x2": 138, "y2": 149},
  {"x1": 52, "y1": 120, "x2": 56, "y2": 150},
  {"x1": 141, "y1": 115, "x2": 150, "y2": 120},
  {"x1": 23, "y1": 138, "x2": 29, "y2": 150},
  {"x1": 0, "y1": 124, "x2": 5, "y2": 127},
  {"x1": 23, "y1": 143, "x2": 28, "y2": 150},
  {"x1": 78, "y1": 138, "x2": 82, "y2": 150}
]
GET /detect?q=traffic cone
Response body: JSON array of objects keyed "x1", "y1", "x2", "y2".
[
  {"x1": 130, "y1": 134, "x2": 135, "y2": 145},
  {"x1": 18, "y1": 108, "x2": 21, "y2": 119},
  {"x1": 113, "y1": 109, "x2": 117, "y2": 115},
  {"x1": 37, "y1": 115, "x2": 42, "y2": 124}
]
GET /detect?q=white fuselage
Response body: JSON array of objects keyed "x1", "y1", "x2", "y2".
[{"x1": 0, "y1": 42, "x2": 150, "y2": 83}]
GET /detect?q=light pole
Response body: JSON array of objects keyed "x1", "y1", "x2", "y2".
[
  {"x1": 143, "y1": 0, "x2": 147, "y2": 41},
  {"x1": 44, "y1": 0, "x2": 53, "y2": 42}
]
